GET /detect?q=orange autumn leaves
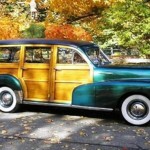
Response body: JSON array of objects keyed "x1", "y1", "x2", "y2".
[
  {"x1": 0, "y1": 19, "x2": 92, "y2": 41},
  {"x1": 49, "y1": 0, "x2": 121, "y2": 17},
  {"x1": 0, "y1": 0, "x2": 123, "y2": 40},
  {"x1": 0, "y1": 18, "x2": 20, "y2": 40},
  {"x1": 45, "y1": 24, "x2": 92, "y2": 41}
]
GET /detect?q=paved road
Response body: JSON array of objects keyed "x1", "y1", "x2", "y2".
[{"x1": 0, "y1": 105, "x2": 150, "y2": 150}]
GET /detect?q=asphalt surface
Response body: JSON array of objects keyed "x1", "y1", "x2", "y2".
[{"x1": 0, "y1": 105, "x2": 150, "y2": 150}]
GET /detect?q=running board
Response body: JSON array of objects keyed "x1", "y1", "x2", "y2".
[{"x1": 23, "y1": 100, "x2": 113, "y2": 112}]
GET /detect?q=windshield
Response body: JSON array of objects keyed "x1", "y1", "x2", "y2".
[{"x1": 81, "y1": 45, "x2": 111, "y2": 66}]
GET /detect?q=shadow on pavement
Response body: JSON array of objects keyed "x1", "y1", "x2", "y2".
[{"x1": 20, "y1": 104, "x2": 124, "y2": 124}]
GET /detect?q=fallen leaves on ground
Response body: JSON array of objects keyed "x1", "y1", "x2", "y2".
[
  {"x1": 45, "y1": 119, "x2": 54, "y2": 123},
  {"x1": 79, "y1": 129, "x2": 88, "y2": 137},
  {"x1": 103, "y1": 136, "x2": 114, "y2": 142},
  {"x1": 133, "y1": 128, "x2": 149, "y2": 137},
  {"x1": 43, "y1": 137, "x2": 60, "y2": 144},
  {"x1": 1, "y1": 129, "x2": 7, "y2": 135}
]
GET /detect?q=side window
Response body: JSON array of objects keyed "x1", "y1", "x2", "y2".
[
  {"x1": 57, "y1": 47, "x2": 73, "y2": 64},
  {"x1": 0, "y1": 47, "x2": 20, "y2": 63},
  {"x1": 73, "y1": 52, "x2": 86, "y2": 63},
  {"x1": 57, "y1": 47, "x2": 86, "y2": 64},
  {"x1": 25, "y1": 47, "x2": 51, "y2": 63}
]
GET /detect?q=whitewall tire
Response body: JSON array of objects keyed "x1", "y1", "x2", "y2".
[
  {"x1": 121, "y1": 95, "x2": 150, "y2": 125},
  {"x1": 0, "y1": 87, "x2": 19, "y2": 113}
]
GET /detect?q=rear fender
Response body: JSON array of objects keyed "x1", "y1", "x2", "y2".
[
  {"x1": 0, "y1": 74, "x2": 23, "y2": 103},
  {"x1": 0, "y1": 74, "x2": 22, "y2": 90}
]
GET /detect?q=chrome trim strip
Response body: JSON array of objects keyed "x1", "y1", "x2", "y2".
[
  {"x1": 23, "y1": 100, "x2": 113, "y2": 111},
  {"x1": 72, "y1": 105, "x2": 113, "y2": 111}
]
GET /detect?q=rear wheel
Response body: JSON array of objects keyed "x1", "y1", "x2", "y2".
[
  {"x1": 121, "y1": 95, "x2": 150, "y2": 125},
  {"x1": 0, "y1": 87, "x2": 19, "y2": 113}
]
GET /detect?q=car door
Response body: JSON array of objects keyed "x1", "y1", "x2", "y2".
[
  {"x1": 20, "y1": 45, "x2": 52, "y2": 101},
  {"x1": 51, "y1": 45, "x2": 93, "y2": 104}
]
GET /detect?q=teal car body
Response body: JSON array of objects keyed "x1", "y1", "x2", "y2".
[{"x1": 94, "y1": 66, "x2": 150, "y2": 82}]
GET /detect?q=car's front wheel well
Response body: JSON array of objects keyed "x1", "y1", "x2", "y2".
[{"x1": 117, "y1": 92, "x2": 150, "y2": 110}]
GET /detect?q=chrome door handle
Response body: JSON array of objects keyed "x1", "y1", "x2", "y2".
[
  {"x1": 21, "y1": 67, "x2": 27, "y2": 70},
  {"x1": 54, "y1": 68, "x2": 62, "y2": 71}
]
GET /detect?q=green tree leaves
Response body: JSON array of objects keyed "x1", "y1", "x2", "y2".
[
  {"x1": 22, "y1": 23, "x2": 45, "y2": 38},
  {"x1": 100, "y1": 0, "x2": 150, "y2": 55},
  {"x1": 0, "y1": 0, "x2": 149, "y2": 57}
]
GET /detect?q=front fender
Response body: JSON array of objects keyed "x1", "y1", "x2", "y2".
[
  {"x1": 95, "y1": 79, "x2": 150, "y2": 108},
  {"x1": 72, "y1": 79, "x2": 150, "y2": 109},
  {"x1": 72, "y1": 82, "x2": 119, "y2": 108}
]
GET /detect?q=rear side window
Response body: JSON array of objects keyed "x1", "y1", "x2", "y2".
[
  {"x1": 0, "y1": 47, "x2": 20, "y2": 63},
  {"x1": 25, "y1": 47, "x2": 51, "y2": 63}
]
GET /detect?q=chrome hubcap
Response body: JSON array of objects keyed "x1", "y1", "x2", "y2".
[
  {"x1": 129, "y1": 102, "x2": 147, "y2": 118},
  {"x1": 0, "y1": 92, "x2": 13, "y2": 107}
]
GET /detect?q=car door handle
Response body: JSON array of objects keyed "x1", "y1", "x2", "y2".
[
  {"x1": 21, "y1": 67, "x2": 27, "y2": 70},
  {"x1": 54, "y1": 68, "x2": 62, "y2": 71}
]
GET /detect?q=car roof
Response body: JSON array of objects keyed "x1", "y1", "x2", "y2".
[{"x1": 0, "y1": 39, "x2": 94, "y2": 47}]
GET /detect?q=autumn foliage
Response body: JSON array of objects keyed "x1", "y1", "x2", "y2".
[
  {"x1": 49, "y1": 0, "x2": 120, "y2": 17},
  {"x1": 45, "y1": 24, "x2": 92, "y2": 41},
  {"x1": 0, "y1": 18, "x2": 20, "y2": 40}
]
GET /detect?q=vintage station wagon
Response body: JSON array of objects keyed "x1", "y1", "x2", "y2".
[{"x1": 0, "y1": 39, "x2": 150, "y2": 126}]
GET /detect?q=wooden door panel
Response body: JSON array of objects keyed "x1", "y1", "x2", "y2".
[
  {"x1": 23, "y1": 66, "x2": 49, "y2": 100},
  {"x1": 22, "y1": 68, "x2": 49, "y2": 80},
  {"x1": 22, "y1": 46, "x2": 51, "y2": 101},
  {"x1": 25, "y1": 81, "x2": 49, "y2": 100},
  {"x1": 54, "y1": 82, "x2": 77, "y2": 100},
  {"x1": 54, "y1": 65, "x2": 91, "y2": 103},
  {"x1": 55, "y1": 70, "x2": 90, "y2": 81}
]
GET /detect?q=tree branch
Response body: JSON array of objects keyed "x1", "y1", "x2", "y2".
[{"x1": 66, "y1": 6, "x2": 105, "y2": 24}]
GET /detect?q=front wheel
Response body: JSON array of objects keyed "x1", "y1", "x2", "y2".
[
  {"x1": 121, "y1": 95, "x2": 150, "y2": 126},
  {"x1": 0, "y1": 87, "x2": 19, "y2": 113}
]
